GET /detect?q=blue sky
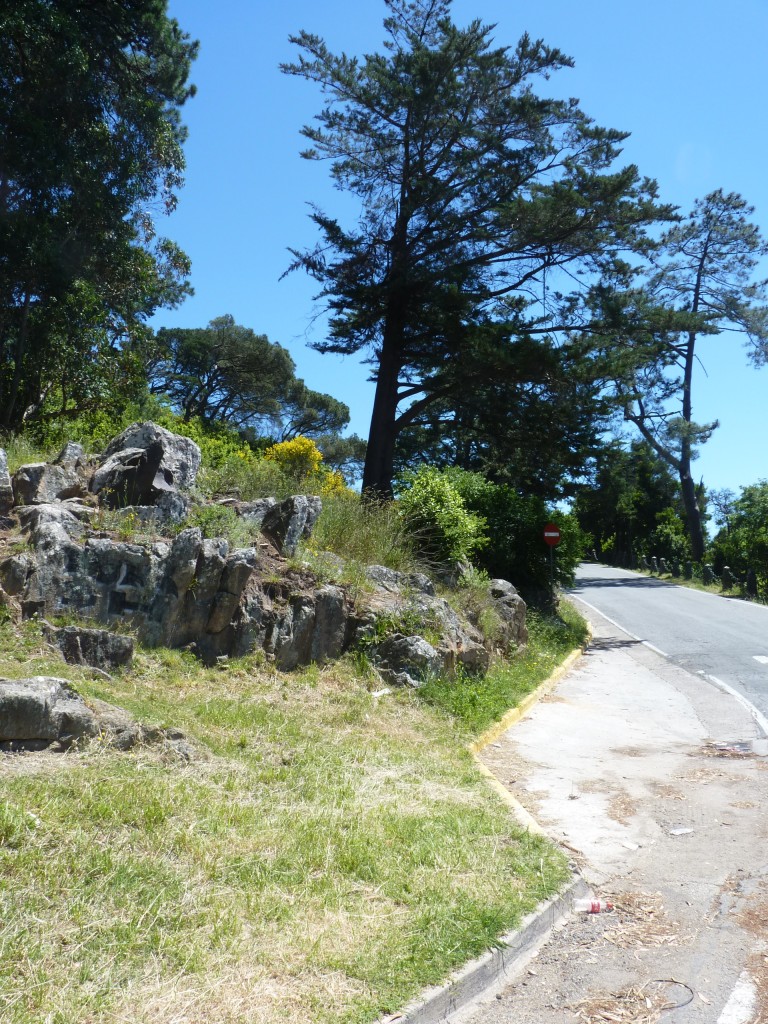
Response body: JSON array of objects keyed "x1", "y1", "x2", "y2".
[{"x1": 158, "y1": 0, "x2": 768, "y2": 496}]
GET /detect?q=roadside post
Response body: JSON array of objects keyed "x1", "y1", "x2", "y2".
[{"x1": 543, "y1": 523, "x2": 561, "y2": 591}]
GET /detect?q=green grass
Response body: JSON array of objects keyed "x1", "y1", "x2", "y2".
[
  {"x1": 418, "y1": 602, "x2": 589, "y2": 733},
  {"x1": 0, "y1": 618, "x2": 570, "y2": 1024},
  {"x1": 308, "y1": 492, "x2": 422, "y2": 574}
]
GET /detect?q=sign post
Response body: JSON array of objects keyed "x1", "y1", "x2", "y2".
[{"x1": 543, "y1": 523, "x2": 561, "y2": 591}]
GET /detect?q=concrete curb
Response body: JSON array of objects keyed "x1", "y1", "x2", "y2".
[
  {"x1": 383, "y1": 625, "x2": 593, "y2": 1024},
  {"x1": 389, "y1": 877, "x2": 590, "y2": 1024}
]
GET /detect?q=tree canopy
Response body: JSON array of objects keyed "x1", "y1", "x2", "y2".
[
  {"x1": 0, "y1": 0, "x2": 197, "y2": 431},
  {"x1": 284, "y1": 0, "x2": 672, "y2": 496},
  {"x1": 597, "y1": 190, "x2": 768, "y2": 560},
  {"x1": 148, "y1": 315, "x2": 362, "y2": 461}
]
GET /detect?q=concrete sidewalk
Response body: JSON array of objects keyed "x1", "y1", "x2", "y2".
[{"x1": 462, "y1": 602, "x2": 768, "y2": 1024}]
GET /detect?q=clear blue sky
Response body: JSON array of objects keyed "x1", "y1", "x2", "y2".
[{"x1": 157, "y1": 0, "x2": 768, "y2": 496}]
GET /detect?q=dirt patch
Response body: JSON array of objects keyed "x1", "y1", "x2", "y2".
[
  {"x1": 698, "y1": 740, "x2": 756, "y2": 759},
  {"x1": 603, "y1": 891, "x2": 690, "y2": 949},
  {"x1": 607, "y1": 791, "x2": 639, "y2": 825},
  {"x1": 609, "y1": 746, "x2": 648, "y2": 758},
  {"x1": 572, "y1": 980, "x2": 693, "y2": 1024},
  {"x1": 649, "y1": 781, "x2": 685, "y2": 801}
]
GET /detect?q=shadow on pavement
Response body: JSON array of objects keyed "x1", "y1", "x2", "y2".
[
  {"x1": 572, "y1": 574, "x2": 671, "y2": 590},
  {"x1": 586, "y1": 636, "x2": 643, "y2": 651}
]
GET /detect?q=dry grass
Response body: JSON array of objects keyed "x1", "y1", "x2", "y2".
[
  {"x1": 572, "y1": 979, "x2": 693, "y2": 1024},
  {"x1": 0, "y1": 620, "x2": 570, "y2": 1024},
  {"x1": 602, "y1": 891, "x2": 690, "y2": 950}
]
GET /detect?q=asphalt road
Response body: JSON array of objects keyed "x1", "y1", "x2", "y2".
[{"x1": 570, "y1": 562, "x2": 768, "y2": 722}]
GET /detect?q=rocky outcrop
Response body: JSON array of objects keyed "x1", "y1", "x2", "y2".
[
  {"x1": 100, "y1": 422, "x2": 201, "y2": 491},
  {"x1": 489, "y1": 579, "x2": 528, "y2": 651},
  {"x1": 355, "y1": 566, "x2": 491, "y2": 687},
  {"x1": 0, "y1": 423, "x2": 527, "y2": 690},
  {"x1": 261, "y1": 495, "x2": 322, "y2": 556}
]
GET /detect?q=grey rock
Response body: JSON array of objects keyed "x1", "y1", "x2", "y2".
[
  {"x1": 90, "y1": 443, "x2": 174, "y2": 508},
  {"x1": 376, "y1": 635, "x2": 443, "y2": 688},
  {"x1": 0, "y1": 676, "x2": 98, "y2": 744},
  {"x1": 236, "y1": 498, "x2": 277, "y2": 526},
  {"x1": 311, "y1": 585, "x2": 348, "y2": 662},
  {"x1": 54, "y1": 442, "x2": 85, "y2": 469},
  {"x1": 489, "y1": 578, "x2": 528, "y2": 651},
  {"x1": 43, "y1": 623, "x2": 134, "y2": 671},
  {"x1": 365, "y1": 565, "x2": 435, "y2": 596},
  {"x1": 261, "y1": 495, "x2": 322, "y2": 556},
  {"x1": 17, "y1": 502, "x2": 88, "y2": 540},
  {"x1": 0, "y1": 553, "x2": 35, "y2": 596},
  {"x1": 123, "y1": 491, "x2": 191, "y2": 528},
  {"x1": 12, "y1": 462, "x2": 85, "y2": 506},
  {"x1": 0, "y1": 449, "x2": 13, "y2": 517},
  {"x1": 102, "y1": 422, "x2": 201, "y2": 491}
]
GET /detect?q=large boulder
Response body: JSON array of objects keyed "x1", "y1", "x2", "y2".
[
  {"x1": 12, "y1": 462, "x2": 86, "y2": 506},
  {"x1": 91, "y1": 422, "x2": 201, "y2": 507},
  {"x1": 0, "y1": 676, "x2": 193, "y2": 756},
  {"x1": 42, "y1": 623, "x2": 134, "y2": 672},
  {"x1": 0, "y1": 677, "x2": 98, "y2": 747}
]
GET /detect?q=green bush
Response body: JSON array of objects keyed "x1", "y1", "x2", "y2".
[
  {"x1": 444, "y1": 468, "x2": 585, "y2": 602},
  {"x1": 396, "y1": 466, "x2": 487, "y2": 567}
]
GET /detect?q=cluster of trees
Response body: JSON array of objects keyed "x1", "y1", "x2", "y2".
[
  {"x1": 4, "y1": 0, "x2": 767, "y2": 587},
  {"x1": 284, "y1": 0, "x2": 768, "y2": 541}
]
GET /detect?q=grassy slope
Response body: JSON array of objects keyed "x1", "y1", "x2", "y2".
[{"x1": 0, "y1": 618, "x2": 577, "y2": 1024}]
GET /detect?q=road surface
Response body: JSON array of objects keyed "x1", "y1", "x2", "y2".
[{"x1": 571, "y1": 562, "x2": 768, "y2": 725}]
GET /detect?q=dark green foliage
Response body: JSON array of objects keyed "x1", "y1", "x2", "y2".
[
  {"x1": 708, "y1": 481, "x2": 768, "y2": 598},
  {"x1": 149, "y1": 316, "x2": 298, "y2": 429},
  {"x1": 444, "y1": 469, "x2": 585, "y2": 602},
  {"x1": 0, "y1": 0, "x2": 198, "y2": 430},
  {"x1": 148, "y1": 315, "x2": 356, "y2": 447},
  {"x1": 573, "y1": 441, "x2": 686, "y2": 566},
  {"x1": 393, "y1": 337, "x2": 609, "y2": 499},
  {"x1": 284, "y1": 0, "x2": 671, "y2": 496}
]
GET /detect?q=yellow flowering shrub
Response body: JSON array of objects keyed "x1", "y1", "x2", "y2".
[{"x1": 263, "y1": 436, "x2": 323, "y2": 480}]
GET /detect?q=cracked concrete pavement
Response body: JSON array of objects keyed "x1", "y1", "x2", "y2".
[{"x1": 460, "y1": 600, "x2": 768, "y2": 1024}]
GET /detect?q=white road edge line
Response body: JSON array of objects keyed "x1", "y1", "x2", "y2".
[
  {"x1": 717, "y1": 970, "x2": 757, "y2": 1024},
  {"x1": 570, "y1": 595, "x2": 768, "y2": 739},
  {"x1": 754, "y1": 655, "x2": 768, "y2": 665},
  {"x1": 701, "y1": 673, "x2": 768, "y2": 739}
]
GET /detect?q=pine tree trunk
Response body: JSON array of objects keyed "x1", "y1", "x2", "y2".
[{"x1": 361, "y1": 331, "x2": 401, "y2": 498}]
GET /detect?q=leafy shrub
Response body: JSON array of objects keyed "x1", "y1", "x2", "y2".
[
  {"x1": 396, "y1": 466, "x2": 487, "y2": 567},
  {"x1": 640, "y1": 508, "x2": 691, "y2": 563},
  {"x1": 444, "y1": 468, "x2": 585, "y2": 602},
  {"x1": 264, "y1": 436, "x2": 323, "y2": 480}
]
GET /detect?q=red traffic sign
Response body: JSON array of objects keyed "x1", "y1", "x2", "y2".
[{"x1": 543, "y1": 523, "x2": 561, "y2": 547}]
